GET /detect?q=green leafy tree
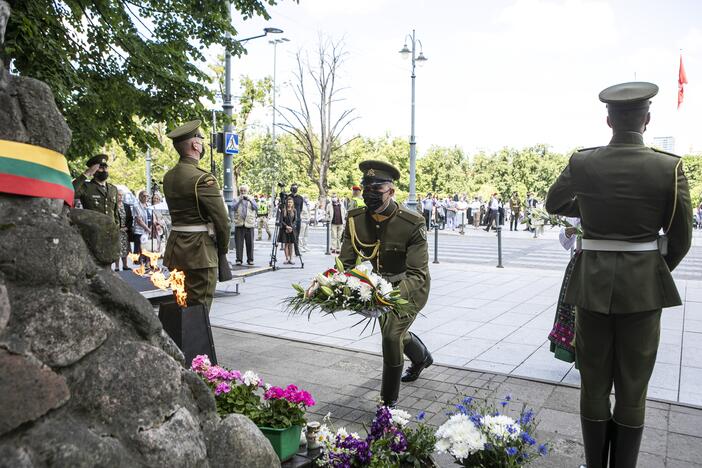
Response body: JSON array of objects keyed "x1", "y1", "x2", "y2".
[{"x1": 2, "y1": 0, "x2": 277, "y2": 160}]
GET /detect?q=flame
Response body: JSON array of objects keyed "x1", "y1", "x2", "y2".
[
  {"x1": 128, "y1": 253, "x2": 140, "y2": 263},
  {"x1": 128, "y1": 250, "x2": 188, "y2": 308}
]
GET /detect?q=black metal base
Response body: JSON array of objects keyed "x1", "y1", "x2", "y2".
[{"x1": 158, "y1": 302, "x2": 218, "y2": 365}]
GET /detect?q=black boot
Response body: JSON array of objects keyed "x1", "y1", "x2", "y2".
[
  {"x1": 609, "y1": 421, "x2": 643, "y2": 468},
  {"x1": 580, "y1": 417, "x2": 611, "y2": 468},
  {"x1": 380, "y1": 363, "x2": 403, "y2": 407},
  {"x1": 401, "y1": 332, "x2": 433, "y2": 382}
]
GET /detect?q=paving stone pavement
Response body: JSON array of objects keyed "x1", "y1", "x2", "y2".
[{"x1": 213, "y1": 327, "x2": 702, "y2": 468}]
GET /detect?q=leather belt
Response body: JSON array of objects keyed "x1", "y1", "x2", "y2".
[
  {"x1": 580, "y1": 239, "x2": 658, "y2": 252},
  {"x1": 172, "y1": 223, "x2": 214, "y2": 235}
]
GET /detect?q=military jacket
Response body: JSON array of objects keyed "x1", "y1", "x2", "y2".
[
  {"x1": 546, "y1": 132, "x2": 692, "y2": 313},
  {"x1": 162, "y1": 158, "x2": 231, "y2": 270},
  {"x1": 72, "y1": 175, "x2": 119, "y2": 225},
  {"x1": 338, "y1": 201, "x2": 430, "y2": 314}
]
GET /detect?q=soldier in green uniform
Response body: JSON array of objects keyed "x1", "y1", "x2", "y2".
[
  {"x1": 338, "y1": 161, "x2": 433, "y2": 407},
  {"x1": 162, "y1": 120, "x2": 231, "y2": 312},
  {"x1": 72, "y1": 154, "x2": 119, "y2": 226},
  {"x1": 546, "y1": 82, "x2": 692, "y2": 468}
]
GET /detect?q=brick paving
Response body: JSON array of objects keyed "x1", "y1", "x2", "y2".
[{"x1": 213, "y1": 327, "x2": 702, "y2": 468}]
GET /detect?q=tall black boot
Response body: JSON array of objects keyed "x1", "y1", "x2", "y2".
[
  {"x1": 380, "y1": 363, "x2": 403, "y2": 407},
  {"x1": 609, "y1": 421, "x2": 643, "y2": 468},
  {"x1": 401, "y1": 332, "x2": 433, "y2": 382},
  {"x1": 580, "y1": 417, "x2": 611, "y2": 468}
]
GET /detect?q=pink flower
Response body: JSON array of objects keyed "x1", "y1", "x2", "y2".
[
  {"x1": 264, "y1": 386, "x2": 286, "y2": 400},
  {"x1": 205, "y1": 365, "x2": 229, "y2": 382},
  {"x1": 191, "y1": 355, "x2": 211, "y2": 373},
  {"x1": 226, "y1": 370, "x2": 242, "y2": 382},
  {"x1": 214, "y1": 382, "x2": 231, "y2": 396}
]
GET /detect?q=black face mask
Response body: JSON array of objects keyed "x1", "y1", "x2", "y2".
[
  {"x1": 363, "y1": 189, "x2": 386, "y2": 212},
  {"x1": 94, "y1": 171, "x2": 109, "y2": 182}
]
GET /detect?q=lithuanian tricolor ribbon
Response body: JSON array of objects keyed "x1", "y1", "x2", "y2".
[{"x1": 0, "y1": 139, "x2": 74, "y2": 206}]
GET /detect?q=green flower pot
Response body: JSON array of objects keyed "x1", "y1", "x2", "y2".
[{"x1": 258, "y1": 425, "x2": 302, "y2": 461}]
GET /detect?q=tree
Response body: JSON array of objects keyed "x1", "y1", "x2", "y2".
[
  {"x1": 277, "y1": 38, "x2": 357, "y2": 198},
  {"x1": 2, "y1": 0, "x2": 276, "y2": 160}
]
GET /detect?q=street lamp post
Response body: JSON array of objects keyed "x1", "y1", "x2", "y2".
[
  {"x1": 222, "y1": 7, "x2": 283, "y2": 203},
  {"x1": 399, "y1": 30, "x2": 427, "y2": 211},
  {"x1": 268, "y1": 37, "x2": 289, "y2": 198}
]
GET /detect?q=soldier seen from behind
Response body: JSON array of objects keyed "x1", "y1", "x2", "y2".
[{"x1": 546, "y1": 82, "x2": 692, "y2": 468}]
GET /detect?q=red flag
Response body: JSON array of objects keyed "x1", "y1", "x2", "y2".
[{"x1": 678, "y1": 54, "x2": 688, "y2": 109}]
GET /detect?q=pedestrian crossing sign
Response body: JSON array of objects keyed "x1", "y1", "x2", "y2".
[{"x1": 224, "y1": 133, "x2": 239, "y2": 155}]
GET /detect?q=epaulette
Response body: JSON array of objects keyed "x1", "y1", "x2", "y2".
[
  {"x1": 396, "y1": 208, "x2": 423, "y2": 224},
  {"x1": 651, "y1": 147, "x2": 681, "y2": 159},
  {"x1": 348, "y1": 207, "x2": 366, "y2": 217},
  {"x1": 576, "y1": 146, "x2": 600, "y2": 153}
]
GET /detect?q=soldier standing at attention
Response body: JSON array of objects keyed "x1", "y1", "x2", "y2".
[
  {"x1": 72, "y1": 154, "x2": 119, "y2": 226},
  {"x1": 338, "y1": 160, "x2": 433, "y2": 407},
  {"x1": 546, "y1": 82, "x2": 692, "y2": 468},
  {"x1": 163, "y1": 120, "x2": 231, "y2": 312}
]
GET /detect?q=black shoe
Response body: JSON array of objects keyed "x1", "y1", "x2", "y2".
[
  {"x1": 122, "y1": 266, "x2": 132, "y2": 271},
  {"x1": 247, "y1": 260, "x2": 254, "y2": 266},
  {"x1": 609, "y1": 420, "x2": 643, "y2": 468},
  {"x1": 380, "y1": 363, "x2": 403, "y2": 407},
  {"x1": 235, "y1": 261, "x2": 243, "y2": 266},
  {"x1": 580, "y1": 417, "x2": 611, "y2": 468},
  {"x1": 401, "y1": 332, "x2": 433, "y2": 382}
]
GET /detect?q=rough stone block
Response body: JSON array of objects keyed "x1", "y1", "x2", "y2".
[
  {"x1": 69, "y1": 209, "x2": 120, "y2": 265},
  {"x1": 206, "y1": 414, "x2": 281, "y2": 468}
]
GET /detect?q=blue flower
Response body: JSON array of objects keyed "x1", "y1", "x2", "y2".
[
  {"x1": 506, "y1": 447, "x2": 518, "y2": 456},
  {"x1": 462, "y1": 396, "x2": 474, "y2": 406},
  {"x1": 519, "y1": 409, "x2": 534, "y2": 425},
  {"x1": 520, "y1": 432, "x2": 536, "y2": 446},
  {"x1": 416, "y1": 411, "x2": 426, "y2": 421},
  {"x1": 455, "y1": 404, "x2": 467, "y2": 414},
  {"x1": 507, "y1": 425, "x2": 517, "y2": 434},
  {"x1": 538, "y1": 444, "x2": 549, "y2": 456},
  {"x1": 505, "y1": 394, "x2": 512, "y2": 401},
  {"x1": 500, "y1": 400, "x2": 508, "y2": 407}
]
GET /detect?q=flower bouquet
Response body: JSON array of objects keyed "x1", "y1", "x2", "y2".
[
  {"x1": 435, "y1": 396, "x2": 548, "y2": 467},
  {"x1": 528, "y1": 207, "x2": 583, "y2": 236},
  {"x1": 317, "y1": 406, "x2": 436, "y2": 467},
  {"x1": 285, "y1": 259, "x2": 410, "y2": 329}
]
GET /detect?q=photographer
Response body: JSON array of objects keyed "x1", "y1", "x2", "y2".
[{"x1": 232, "y1": 185, "x2": 257, "y2": 265}]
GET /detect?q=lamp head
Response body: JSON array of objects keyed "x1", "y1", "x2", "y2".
[
  {"x1": 416, "y1": 52, "x2": 428, "y2": 67},
  {"x1": 399, "y1": 44, "x2": 411, "y2": 59},
  {"x1": 264, "y1": 27, "x2": 284, "y2": 34}
]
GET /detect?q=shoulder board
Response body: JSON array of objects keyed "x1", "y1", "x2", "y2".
[
  {"x1": 575, "y1": 146, "x2": 600, "y2": 153},
  {"x1": 348, "y1": 207, "x2": 366, "y2": 217},
  {"x1": 396, "y1": 208, "x2": 423, "y2": 224},
  {"x1": 651, "y1": 147, "x2": 681, "y2": 159}
]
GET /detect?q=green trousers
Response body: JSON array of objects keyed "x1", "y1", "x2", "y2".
[
  {"x1": 182, "y1": 267, "x2": 217, "y2": 312},
  {"x1": 576, "y1": 307, "x2": 661, "y2": 427},
  {"x1": 380, "y1": 311, "x2": 418, "y2": 366}
]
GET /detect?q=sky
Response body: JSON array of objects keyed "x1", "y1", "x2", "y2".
[{"x1": 210, "y1": 0, "x2": 702, "y2": 156}]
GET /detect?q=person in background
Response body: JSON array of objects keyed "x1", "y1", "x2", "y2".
[
  {"x1": 278, "y1": 197, "x2": 298, "y2": 264},
  {"x1": 524, "y1": 192, "x2": 537, "y2": 231},
  {"x1": 147, "y1": 192, "x2": 166, "y2": 253},
  {"x1": 456, "y1": 196, "x2": 468, "y2": 235},
  {"x1": 696, "y1": 202, "x2": 702, "y2": 230},
  {"x1": 326, "y1": 192, "x2": 347, "y2": 254},
  {"x1": 256, "y1": 194, "x2": 271, "y2": 241},
  {"x1": 484, "y1": 193, "x2": 499, "y2": 232},
  {"x1": 446, "y1": 195, "x2": 457, "y2": 230},
  {"x1": 509, "y1": 191, "x2": 521, "y2": 231},
  {"x1": 113, "y1": 191, "x2": 131, "y2": 271},
  {"x1": 232, "y1": 184, "x2": 257, "y2": 266},
  {"x1": 72, "y1": 154, "x2": 119, "y2": 227},
  {"x1": 421, "y1": 193, "x2": 433, "y2": 230},
  {"x1": 348, "y1": 185, "x2": 365, "y2": 210},
  {"x1": 132, "y1": 190, "x2": 150, "y2": 268},
  {"x1": 299, "y1": 196, "x2": 311, "y2": 252}
]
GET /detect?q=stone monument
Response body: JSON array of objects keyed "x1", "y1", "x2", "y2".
[{"x1": 0, "y1": 3, "x2": 279, "y2": 466}]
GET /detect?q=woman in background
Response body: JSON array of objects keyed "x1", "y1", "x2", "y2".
[{"x1": 278, "y1": 197, "x2": 298, "y2": 264}]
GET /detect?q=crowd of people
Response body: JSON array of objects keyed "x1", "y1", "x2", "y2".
[{"x1": 418, "y1": 191, "x2": 542, "y2": 235}]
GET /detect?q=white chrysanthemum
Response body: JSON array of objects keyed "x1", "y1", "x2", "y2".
[
  {"x1": 390, "y1": 408, "x2": 412, "y2": 427},
  {"x1": 367, "y1": 272, "x2": 381, "y2": 287},
  {"x1": 317, "y1": 424, "x2": 333, "y2": 444},
  {"x1": 346, "y1": 277, "x2": 362, "y2": 290},
  {"x1": 481, "y1": 415, "x2": 521, "y2": 440},
  {"x1": 435, "y1": 414, "x2": 486, "y2": 459},
  {"x1": 336, "y1": 427, "x2": 348, "y2": 438},
  {"x1": 241, "y1": 370, "x2": 261, "y2": 387},
  {"x1": 378, "y1": 279, "x2": 393, "y2": 296},
  {"x1": 359, "y1": 283, "x2": 372, "y2": 301}
]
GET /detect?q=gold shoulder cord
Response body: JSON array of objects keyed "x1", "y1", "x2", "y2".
[
  {"x1": 664, "y1": 159, "x2": 682, "y2": 234},
  {"x1": 348, "y1": 216, "x2": 380, "y2": 261},
  {"x1": 194, "y1": 173, "x2": 209, "y2": 222}
]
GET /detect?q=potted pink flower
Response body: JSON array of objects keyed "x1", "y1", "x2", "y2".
[{"x1": 190, "y1": 355, "x2": 315, "y2": 462}]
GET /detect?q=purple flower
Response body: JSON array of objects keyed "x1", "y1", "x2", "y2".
[
  {"x1": 190, "y1": 354, "x2": 211, "y2": 373},
  {"x1": 416, "y1": 411, "x2": 426, "y2": 421},
  {"x1": 520, "y1": 409, "x2": 534, "y2": 425},
  {"x1": 214, "y1": 382, "x2": 231, "y2": 395},
  {"x1": 462, "y1": 396, "x2": 473, "y2": 406},
  {"x1": 369, "y1": 406, "x2": 393, "y2": 440},
  {"x1": 521, "y1": 432, "x2": 536, "y2": 446},
  {"x1": 389, "y1": 430, "x2": 408, "y2": 453},
  {"x1": 506, "y1": 446, "x2": 518, "y2": 456}
]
